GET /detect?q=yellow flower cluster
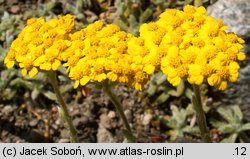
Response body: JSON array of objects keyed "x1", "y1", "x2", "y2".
[
  {"x1": 145, "y1": 5, "x2": 245, "y2": 90},
  {"x1": 127, "y1": 22, "x2": 167, "y2": 75},
  {"x1": 4, "y1": 5, "x2": 245, "y2": 91},
  {"x1": 63, "y1": 21, "x2": 149, "y2": 90},
  {"x1": 4, "y1": 15, "x2": 74, "y2": 77}
]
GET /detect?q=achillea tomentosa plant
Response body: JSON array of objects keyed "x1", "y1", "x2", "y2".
[
  {"x1": 4, "y1": 15, "x2": 78, "y2": 142},
  {"x1": 129, "y1": 5, "x2": 245, "y2": 142},
  {"x1": 141, "y1": 5, "x2": 245, "y2": 142},
  {"x1": 4, "y1": 5, "x2": 245, "y2": 143},
  {"x1": 62, "y1": 21, "x2": 151, "y2": 142}
]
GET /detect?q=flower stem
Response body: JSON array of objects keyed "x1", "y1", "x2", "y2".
[
  {"x1": 192, "y1": 85, "x2": 212, "y2": 143},
  {"x1": 48, "y1": 71, "x2": 78, "y2": 143},
  {"x1": 103, "y1": 82, "x2": 136, "y2": 143}
]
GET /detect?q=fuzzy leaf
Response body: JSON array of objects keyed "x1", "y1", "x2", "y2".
[
  {"x1": 147, "y1": 84, "x2": 157, "y2": 96},
  {"x1": 59, "y1": 84, "x2": 73, "y2": 94},
  {"x1": 128, "y1": 15, "x2": 139, "y2": 35},
  {"x1": 139, "y1": 8, "x2": 153, "y2": 23},
  {"x1": 115, "y1": 0, "x2": 126, "y2": 15},
  {"x1": 183, "y1": 125, "x2": 200, "y2": 135},
  {"x1": 217, "y1": 107, "x2": 235, "y2": 123},
  {"x1": 166, "y1": 116, "x2": 178, "y2": 128},
  {"x1": 10, "y1": 78, "x2": 34, "y2": 89},
  {"x1": 155, "y1": 73, "x2": 166, "y2": 85},
  {"x1": 151, "y1": 0, "x2": 166, "y2": 5},
  {"x1": 171, "y1": 105, "x2": 180, "y2": 116},
  {"x1": 210, "y1": 120, "x2": 226, "y2": 129},
  {"x1": 185, "y1": 88, "x2": 193, "y2": 100},
  {"x1": 185, "y1": 104, "x2": 195, "y2": 115},
  {"x1": 116, "y1": 20, "x2": 128, "y2": 32},
  {"x1": 76, "y1": 0, "x2": 84, "y2": 10},
  {"x1": 185, "y1": 0, "x2": 193, "y2": 4},
  {"x1": 176, "y1": 80, "x2": 185, "y2": 96},
  {"x1": 168, "y1": 80, "x2": 184, "y2": 97},
  {"x1": 2, "y1": 88, "x2": 17, "y2": 100},
  {"x1": 166, "y1": 130, "x2": 180, "y2": 141},
  {"x1": 219, "y1": 125, "x2": 236, "y2": 134},
  {"x1": 31, "y1": 88, "x2": 40, "y2": 100},
  {"x1": 220, "y1": 133, "x2": 238, "y2": 143},
  {"x1": 42, "y1": 91, "x2": 57, "y2": 101},
  {"x1": 0, "y1": 46, "x2": 5, "y2": 62},
  {"x1": 76, "y1": 13, "x2": 85, "y2": 20},
  {"x1": 168, "y1": 105, "x2": 187, "y2": 129},
  {"x1": 171, "y1": 106, "x2": 186, "y2": 124},
  {"x1": 201, "y1": 105, "x2": 210, "y2": 113},
  {"x1": 240, "y1": 123, "x2": 250, "y2": 131},
  {"x1": 164, "y1": 105, "x2": 194, "y2": 140},
  {"x1": 46, "y1": 1, "x2": 56, "y2": 11},
  {"x1": 232, "y1": 105, "x2": 243, "y2": 121},
  {"x1": 31, "y1": 72, "x2": 47, "y2": 81},
  {"x1": 154, "y1": 91, "x2": 170, "y2": 105},
  {"x1": 1, "y1": 69, "x2": 19, "y2": 82},
  {"x1": 65, "y1": 4, "x2": 78, "y2": 14}
]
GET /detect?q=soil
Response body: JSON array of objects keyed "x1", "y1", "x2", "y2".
[{"x1": 0, "y1": 84, "x2": 168, "y2": 143}]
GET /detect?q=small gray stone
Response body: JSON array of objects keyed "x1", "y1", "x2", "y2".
[
  {"x1": 60, "y1": 129, "x2": 70, "y2": 138},
  {"x1": 107, "y1": 111, "x2": 116, "y2": 119},
  {"x1": 2, "y1": 105, "x2": 13, "y2": 115},
  {"x1": 124, "y1": 109, "x2": 132, "y2": 122},
  {"x1": 58, "y1": 138, "x2": 70, "y2": 143},
  {"x1": 55, "y1": 119, "x2": 62, "y2": 125},
  {"x1": 97, "y1": 124, "x2": 115, "y2": 143},
  {"x1": 9, "y1": 116, "x2": 15, "y2": 122},
  {"x1": 29, "y1": 119, "x2": 38, "y2": 127},
  {"x1": 73, "y1": 116, "x2": 89, "y2": 127},
  {"x1": 100, "y1": 114, "x2": 113, "y2": 129},
  {"x1": 1, "y1": 130, "x2": 8, "y2": 137},
  {"x1": 142, "y1": 114, "x2": 153, "y2": 126}
]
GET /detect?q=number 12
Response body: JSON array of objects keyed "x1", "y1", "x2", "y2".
[{"x1": 235, "y1": 147, "x2": 246, "y2": 156}]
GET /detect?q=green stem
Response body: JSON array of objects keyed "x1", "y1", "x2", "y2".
[
  {"x1": 48, "y1": 71, "x2": 78, "y2": 143},
  {"x1": 192, "y1": 85, "x2": 212, "y2": 143},
  {"x1": 194, "y1": 0, "x2": 202, "y2": 7},
  {"x1": 103, "y1": 82, "x2": 136, "y2": 143}
]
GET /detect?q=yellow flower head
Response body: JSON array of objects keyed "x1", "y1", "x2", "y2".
[
  {"x1": 156, "y1": 5, "x2": 245, "y2": 90},
  {"x1": 127, "y1": 21, "x2": 168, "y2": 78},
  {"x1": 4, "y1": 15, "x2": 75, "y2": 78},
  {"x1": 64, "y1": 21, "x2": 149, "y2": 90}
]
